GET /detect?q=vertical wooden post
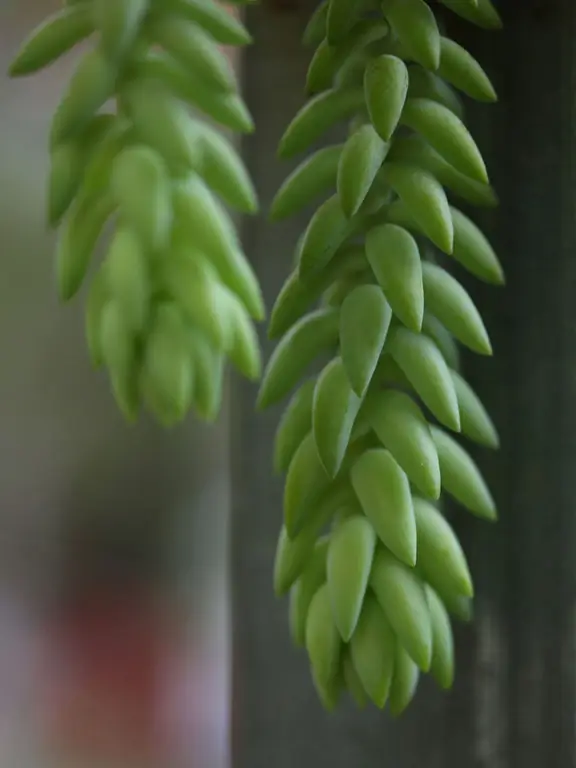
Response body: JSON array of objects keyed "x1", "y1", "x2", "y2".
[
  {"x1": 232, "y1": 1, "x2": 576, "y2": 765},
  {"x1": 454, "y1": 2, "x2": 576, "y2": 766}
]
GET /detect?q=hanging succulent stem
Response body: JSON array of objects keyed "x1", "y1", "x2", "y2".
[
  {"x1": 8, "y1": 0, "x2": 264, "y2": 427},
  {"x1": 259, "y1": 0, "x2": 504, "y2": 713}
]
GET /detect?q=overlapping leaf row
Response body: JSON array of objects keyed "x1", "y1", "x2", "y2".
[
  {"x1": 9, "y1": 0, "x2": 264, "y2": 426},
  {"x1": 260, "y1": 0, "x2": 504, "y2": 713}
]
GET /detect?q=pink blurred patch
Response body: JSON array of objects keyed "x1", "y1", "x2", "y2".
[{"x1": 40, "y1": 587, "x2": 201, "y2": 764}]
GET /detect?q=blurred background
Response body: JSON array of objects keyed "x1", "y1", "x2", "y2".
[
  {"x1": 1, "y1": 2, "x2": 233, "y2": 765},
  {"x1": 2, "y1": 0, "x2": 576, "y2": 767}
]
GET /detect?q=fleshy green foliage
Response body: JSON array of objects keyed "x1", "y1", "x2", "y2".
[
  {"x1": 8, "y1": 0, "x2": 264, "y2": 426},
  {"x1": 264, "y1": 0, "x2": 503, "y2": 714},
  {"x1": 10, "y1": 0, "x2": 505, "y2": 719}
]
